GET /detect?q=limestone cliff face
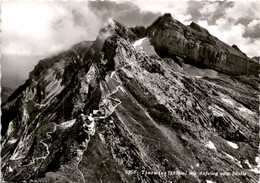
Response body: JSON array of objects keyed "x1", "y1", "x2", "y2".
[
  {"x1": 1, "y1": 16, "x2": 259, "y2": 183},
  {"x1": 147, "y1": 13, "x2": 259, "y2": 76}
]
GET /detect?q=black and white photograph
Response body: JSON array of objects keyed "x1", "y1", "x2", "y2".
[{"x1": 1, "y1": 0, "x2": 260, "y2": 182}]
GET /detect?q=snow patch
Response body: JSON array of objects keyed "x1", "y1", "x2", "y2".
[
  {"x1": 8, "y1": 138, "x2": 18, "y2": 144},
  {"x1": 206, "y1": 180, "x2": 216, "y2": 183},
  {"x1": 88, "y1": 116, "x2": 94, "y2": 121},
  {"x1": 225, "y1": 153, "x2": 235, "y2": 161},
  {"x1": 8, "y1": 166, "x2": 14, "y2": 172},
  {"x1": 256, "y1": 156, "x2": 260, "y2": 164},
  {"x1": 7, "y1": 121, "x2": 14, "y2": 136},
  {"x1": 58, "y1": 119, "x2": 76, "y2": 129},
  {"x1": 221, "y1": 97, "x2": 234, "y2": 106},
  {"x1": 223, "y1": 152, "x2": 242, "y2": 168},
  {"x1": 132, "y1": 37, "x2": 157, "y2": 55},
  {"x1": 205, "y1": 141, "x2": 216, "y2": 150},
  {"x1": 226, "y1": 140, "x2": 238, "y2": 149},
  {"x1": 133, "y1": 38, "x2": 146, "y2": 48},
  {"x1": 237, "y1": 106, "x2": 255, "y2": 115},
  {"x1": 245, "y1": 159, "x2": 252, "y2": 168},
  {"x1": 250, "y1": 156, "x2": 260, "y2": 173},
  {"x1": 250, "y1": 167, "x2": 260, "y2": 174}
]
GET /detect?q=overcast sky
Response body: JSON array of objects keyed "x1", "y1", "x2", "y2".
[{"x1": 1, "y1": 0, "x2": 260, "y2": 84}]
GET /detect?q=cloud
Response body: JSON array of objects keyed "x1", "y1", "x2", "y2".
[
  {"x1": 187, "y1": 1, "x2": 232, "y2": 25},
  {"x1": 1, "y1": 1, "x2": 103, "y2": 80},
  {"x1": 89, "y1": 1, "x2": 161, "y2": 26},
  {"x1": 1, "y1": 1, "x2": 160, "y2": 58},
  {"x1": 1, "y1": 1, "x2": 102, "y2": 56},
  {"x1": 243, "y1": 19, "x2": 260, "y2": 39},
  {"x1": 225, "y1": 1, "x2": 260, "y2": 22},
  {"x1": 131, "y1": 1, "x2": 192, "y2": 24},
  {"x1": 199, "y1": 2, "x2": 218, "y2": 15},
  {"x1": 198, "y1": 18, "x2": 260, "y2": 57}
]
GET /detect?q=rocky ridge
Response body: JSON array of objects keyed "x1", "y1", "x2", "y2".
[
  {"x1": 147, "y1": 13, "x2": 259, "y2": 76},
  {"x1": 1, "y1": 14, "x2": 259, "y2": 183}
]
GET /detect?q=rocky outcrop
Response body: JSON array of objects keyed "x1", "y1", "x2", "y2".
[
  {"x1": 147, "y1": 13, "x2": 259, "y2": 76},
  {"x1": 252, "y1": 56, "x2": 260, "y2": 62},
  {"x1": 1, "y1": 14, "x2": 259, "y2": 183}
]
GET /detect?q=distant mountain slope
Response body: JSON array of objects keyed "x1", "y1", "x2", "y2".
[
  {"x1": 1, "y1": 14, "x2": 259, "y2": 183},
  {"x1": 1, "y1": 86, "x2": 15, "y2": 103}
]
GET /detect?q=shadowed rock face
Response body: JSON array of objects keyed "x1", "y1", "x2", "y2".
[
  {"x1": 147, "y1": 13, "x2": 259, "y2": 76},
  {"x1": 1, "y1": 14, "x2": 259, "y2": 183}
]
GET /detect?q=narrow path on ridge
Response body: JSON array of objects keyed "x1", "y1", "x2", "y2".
[{"x1": 105, "y1": 62, "x2": 137, "y2": 117}]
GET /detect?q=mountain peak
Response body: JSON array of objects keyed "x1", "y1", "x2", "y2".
[
  {"x1": 160, "y1": 13, "x2": 173, "y2": 20},
  {"x1": 189, "y1": 22, "x2": 210, "y2": 35},
  {"x1": 103, "y1": 18, "x2": 125, "y2": 31},
  {"x1": 149, "y1": 13, "x2": 174, "y2": 27}
]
